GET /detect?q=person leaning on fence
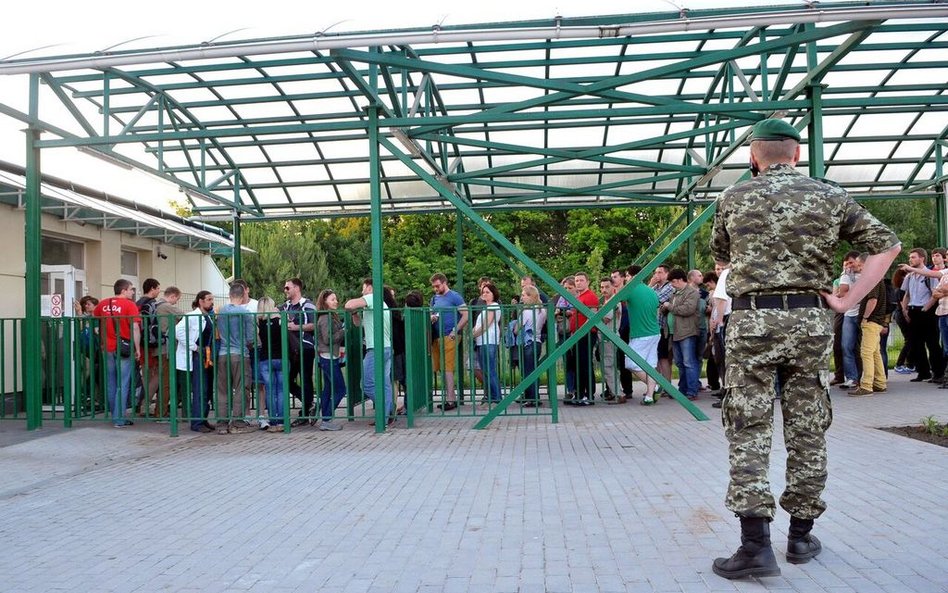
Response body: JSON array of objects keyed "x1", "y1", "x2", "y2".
[
  {"x1": 516, "y1": 285, "x2": 547, "y2": 407},
  {"x1": 92, "y1": 279, "x2": 141, "y2": 428},
  {"x1": 315, "y1": 289, "x2": 347, "y2": 431},
  {"x1": 175, "y1": 291, "x2": 217, "y2": 434},
  {"x1": 256, "y1": 297, "x2": 286, "y2": 432},
  {"x1": 215, "y1": 283, "x2": 257, "y2": 435},
  {"x1": 709, "y1": 118, "x2": 900, "y2": 579}
]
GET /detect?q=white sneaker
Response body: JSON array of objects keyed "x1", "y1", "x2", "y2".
[{"x1": 837, "y1": 380, "x2": 856, "y2": 389}]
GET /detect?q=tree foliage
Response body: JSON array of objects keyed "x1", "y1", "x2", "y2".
[{"x1": 216, "y1": 197, "x2": 936, "y2": 303}]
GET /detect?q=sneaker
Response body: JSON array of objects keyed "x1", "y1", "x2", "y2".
[
  {"x1": 847, "y1": 387, "x2": 874, "y2": 397},
  {"x1": 577, "y1": 396, "x2": 594, "y2": 406},
  {"x1": 319, "y1": 420, "x2": 343, "y2": 431},
  {"x1": 290, "y1": 417, "x2": 309, "y2": 428},
  {"x1": 641, "y1": 396, "x2": 654, "y2": 406},
  {"x1": 837, "y1": 380, "x2": 856, "y2": 389},
  {"x1": 872, "y1": 387, "x2": 887, "y2": 393},
  {"x1": 895, "y1": 366, "x2": 914, "y2": 374},
  {"x1": 217, "y1": 426, "x2": 229, "y2": 435},
  {"x1": 259, "y1": 420, "x2": 270, "y2": 430},
  {"x1": 712, "y1": 400, "x2": 722, "y2": 408}
]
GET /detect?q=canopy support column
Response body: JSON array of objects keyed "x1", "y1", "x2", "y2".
[
  {"x1": 25, "y1": 73, "x2": 42, "y2": 430},
  {"x1": 936, "y1": 145, "x2": 947, "y2": 248},
  {"x1": 806, "y1": 30, "x2": 826, "y2": 178},
  {"x1": 368, "y1": 55, "x2": 388, "y2": 434},
  {"x1": 232, "y1": 211, "x2": 242, "y2": 279}
]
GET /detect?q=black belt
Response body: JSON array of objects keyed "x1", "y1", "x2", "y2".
[{"x1": 731, "y1": 294, "x2": 824, "y2": 311}]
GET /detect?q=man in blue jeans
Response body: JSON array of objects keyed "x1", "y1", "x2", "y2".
[
  {"x1": 93, "y1": 279, "x2": 142, "y2": 428},
  {"x1": 345, "y1": 278, "x2": 394, "y2": 425},
  {"x1": 663, "y1": 268, "x2": 701, "y2": 399},
  {"x1": 837, "y1": 251, "x2": 862, "y2": 388}
]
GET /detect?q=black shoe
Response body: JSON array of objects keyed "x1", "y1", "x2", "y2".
[
  {"x1": 290, "y1": 417, "x2": 309, "y2": 427},
  {"x1": 192, "y1": 424, "x2": 213, "y2": 433},
  {"x1": 712, "y1": 517, "x2": 781, "y2": 579},
  {"x1": 202, "y1": 421, "x2": 216, "y2": 431},
  {"x1": 939, "y1": 382, "x2": 948, "y2": 390},
  {"x1": 576, "y1": 396, "x2": 594, "y2": 406},
  {"x1": 437, "y1": 401, "x2": 458, "y2": 411},
  {"x1": 910, "y1": 375, "x2": 932, "y2": 382},
  {"x1": 786, "y1": 517, "x2": 822, "y2": 564},
  {"x1": 927, "y1": 375, "x2": 945, "y2": 383},
  {"x1": 712, "y1": 400, "x2": 722, "y2": 408}
]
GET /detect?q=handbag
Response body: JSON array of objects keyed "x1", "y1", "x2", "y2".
[{"x1": 109, "y1": 298, "x2": 133, "y2": 358}]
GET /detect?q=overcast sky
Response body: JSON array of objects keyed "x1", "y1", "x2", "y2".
[{"x1": 0, "y1": 0, "x2": 793, "y2": 210}]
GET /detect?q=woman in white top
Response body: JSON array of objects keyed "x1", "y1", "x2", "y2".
[
  {"x1": 471, "y1": 282, "x2": 503, "y2": 404},
  {"x1": 516, "y1": 285, "x2": 547, "y2": 406}
]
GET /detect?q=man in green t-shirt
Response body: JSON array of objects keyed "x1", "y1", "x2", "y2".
[{"x1": 624, "y1": 265, "x2": 662, "y2": 405}]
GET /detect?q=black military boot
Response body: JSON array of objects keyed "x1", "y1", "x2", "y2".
[
  {"x1": 786, "y1": 517, "x2": 822, "y2": 564},
  {"x1": 712, "y1": 517, "x2": 781, "y2": 579}
]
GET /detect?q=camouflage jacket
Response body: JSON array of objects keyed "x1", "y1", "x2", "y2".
[{"x1": 709, "y1": 163, "x2": 900, "y2": 297}]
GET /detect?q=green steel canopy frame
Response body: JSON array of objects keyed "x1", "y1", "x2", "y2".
[{"x1": 3, "y1": 1, "x2": 948, "y2": 430}]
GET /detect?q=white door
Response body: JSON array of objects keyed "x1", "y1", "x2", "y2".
[{"x1": 41, "y1": 265, "x2": 86, "y2": 317}]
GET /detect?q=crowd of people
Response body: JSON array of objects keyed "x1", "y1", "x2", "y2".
[
  {"x1": 73, "y1": 242, "x2": 944, "y2": 432},
  {"x1": 830, "y1": 246, "x2": 948, "y2": 396}
]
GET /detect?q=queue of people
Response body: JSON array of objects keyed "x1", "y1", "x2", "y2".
[{"x1": 77, "y1": 244, "x2": 936, "y2": 433}]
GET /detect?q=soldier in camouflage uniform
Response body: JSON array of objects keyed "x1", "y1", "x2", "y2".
[{"x1": 709, "y1": 118, "x2": 901, "y2": 579}]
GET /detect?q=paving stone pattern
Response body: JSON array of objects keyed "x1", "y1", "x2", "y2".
[{"x1": 0, "y1": 374, "x2": 945, "y2": 593}]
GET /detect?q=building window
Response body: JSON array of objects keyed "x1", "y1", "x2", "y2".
[
  {"x1": 121, "y1": 250, "x2": 139, "y2": 277},
  {"x1": 41, "y1": 236, "x2": 84, "y2": 268}
]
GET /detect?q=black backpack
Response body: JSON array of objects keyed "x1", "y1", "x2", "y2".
[{"x1": 137, "y1": 296, "x2": 162, "y2": 348}]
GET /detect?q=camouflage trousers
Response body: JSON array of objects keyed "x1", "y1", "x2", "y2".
[{"x1": 723, "y1": 307, "x2": 834, "y2": 520}]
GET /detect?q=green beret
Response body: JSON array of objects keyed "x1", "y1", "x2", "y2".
[{"x1": 752, "y1": 119, "x2": 801, "y2": 142}]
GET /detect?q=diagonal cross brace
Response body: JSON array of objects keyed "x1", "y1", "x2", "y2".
[{"x1": 381, "y1": 134, "x2": 710, "y2": 425}]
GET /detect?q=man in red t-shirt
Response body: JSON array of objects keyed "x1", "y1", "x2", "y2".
[
  {"x1": 93, "y1": 279, "x2": 142, "y2": 427},
  {"x1": 566, "y1": 272, "x2": 600, "y2": 405}
]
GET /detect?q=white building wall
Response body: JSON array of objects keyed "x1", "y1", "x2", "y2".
[{"x1": 0, "y1": 202, "x2": 229, "y2": 399}]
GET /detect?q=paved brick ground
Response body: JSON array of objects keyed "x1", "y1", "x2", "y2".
[{"x1": 0, "y1": 373, "x2": 945, "y2": 593}]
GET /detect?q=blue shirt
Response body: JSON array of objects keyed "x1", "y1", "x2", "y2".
[
  {"x1": 430, "y1": 289, "x2": 465, "y2": 337},
  {"x1": 217, "y1": 303, "x2": 257, "y2": 356},
  {"x1": 901, "y1": 272, "x2": 935, "y2": 307}
]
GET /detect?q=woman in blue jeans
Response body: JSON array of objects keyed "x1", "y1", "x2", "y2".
[
  {"x1": 472, "y1": 282, "x2": 503, "y2": 404},
  {"x1": 256, "y1": 297, "x2": 286, "y2": 432},
  {"x1": 316, "y1": 290, "x2": 347, "y2": 430},
  {"x1": 517, "y1": 285, "x2": 547, "y2": 407}
]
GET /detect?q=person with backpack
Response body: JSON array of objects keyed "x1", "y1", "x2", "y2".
[
  {"x1": 154, "y1": 286, "x2": 184, "y2": 420},
  {"x1": 135, "y1": 278, "x2": 162, "y2": 416}
]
